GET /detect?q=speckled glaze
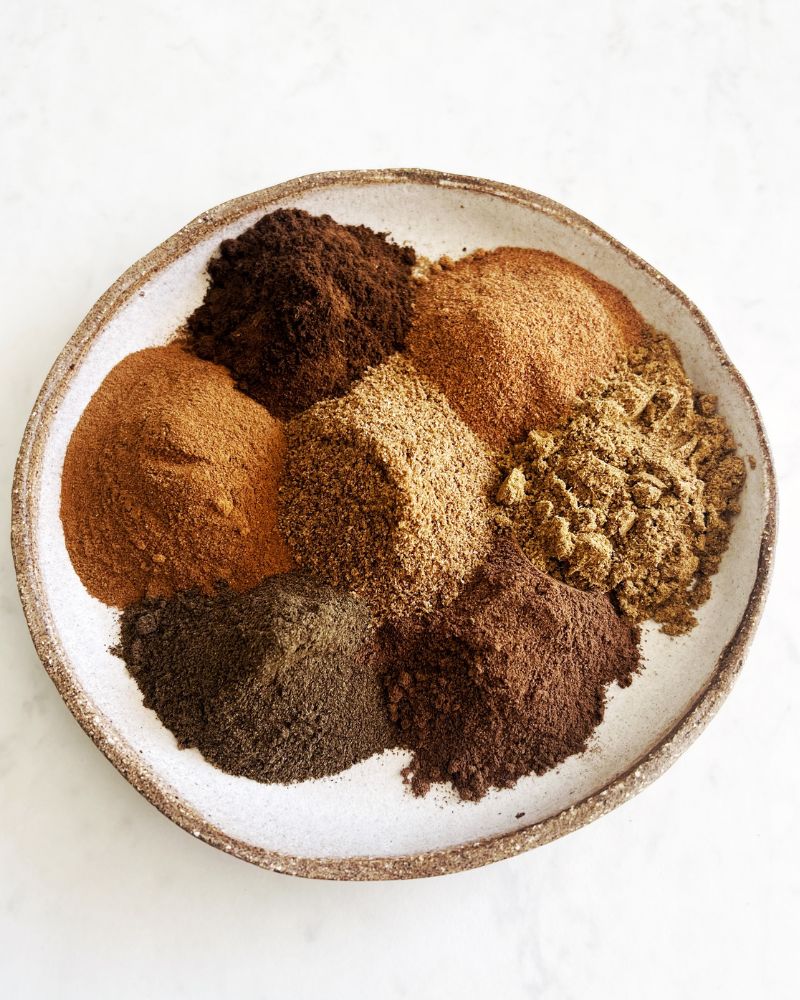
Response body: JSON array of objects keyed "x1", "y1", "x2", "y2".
[{"x1": 11, "y1": 169, "x2": 776, "y2": 880}]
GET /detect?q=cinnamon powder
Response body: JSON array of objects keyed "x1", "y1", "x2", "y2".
[{"x1": 61, "y1": 343, "x2": 292, "y2": 607}]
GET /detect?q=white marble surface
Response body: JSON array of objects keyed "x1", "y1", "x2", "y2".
[{"x1": 1, "y1": 1, "x2": 797, "y2": 997}]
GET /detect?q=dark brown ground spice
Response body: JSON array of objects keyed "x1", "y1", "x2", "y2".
[
  {"x1": 187, "y1": 208, "x2": 416, "y2": 419},
  {"x1": 380, "y1": 536, "x2": 641, "y2": 801},
  {"x1": 116, "y1": 573, "x2": 397, "y2": 784}
]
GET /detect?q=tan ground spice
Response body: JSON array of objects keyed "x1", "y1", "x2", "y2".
[
  {"x1": 408, "y1": 247, "x2": 645, "y2": 448},
  {"x1": 279, "y1": 355, "x2": 495, "y2": 621},
  {"x1": 61, "y1": 343, "x2": 293, "y2": 607},
  {"x1": 495, "y1": 329, "x2": 746, "y2": 634}
]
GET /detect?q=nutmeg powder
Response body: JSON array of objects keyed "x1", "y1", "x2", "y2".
[{"x1": 408, "y1": 247, "x2": 645, "y2": 448}]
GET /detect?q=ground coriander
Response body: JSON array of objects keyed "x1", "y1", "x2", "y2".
[{"x1": 496, "y1": 329, "x2": 746, "y2": 633}]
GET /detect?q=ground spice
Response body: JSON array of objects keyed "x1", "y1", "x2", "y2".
[
  {"x1": 116, "y1": 573, "x2": 397, "y2": 783},
  {"x1": 187, "y1": 208, "x2": 416, "y2": 419},
  {"x1": 381, "y1": 537, "x2": 640, "y2": 801},
  {"x1": 408, "y1": 247, "x2": 645, "y2": 448},
  {"x1": 61, "y1": 343, "x2": 292, "y2": 607},
  {"x1": 279, "y1": 355, "x2": 495, "y2": 621},
  {"x1": 496, "y1": 329, "x2": 746, "y2": 633}
]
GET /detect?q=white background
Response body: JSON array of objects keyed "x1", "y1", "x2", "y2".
[{"x1": 1, "y1": 2, "x2": 798, "y2": 997}]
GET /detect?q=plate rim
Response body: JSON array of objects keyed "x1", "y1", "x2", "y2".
[{"x1": 11, "y1": 167, "x2": 777, "y2": 880}]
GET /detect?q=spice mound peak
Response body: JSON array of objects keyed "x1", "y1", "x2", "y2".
[
  {"x1": 497, "y1": 329, "x2": 746, "y2": 633},
  {"x1": 381, "y1": 536, "x2": 641, "y2": 801},
  {"x1": 60, "y1": 344, "x2": 292, "y2": 607}
]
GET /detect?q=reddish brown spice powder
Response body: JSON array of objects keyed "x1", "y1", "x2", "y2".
[{"x1": 380, "y1": 536, "x2": 641, "y2": 801}]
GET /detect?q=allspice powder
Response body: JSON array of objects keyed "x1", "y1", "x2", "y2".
[{"x1": 61, "y1": 343, "x2": 293, "y2": 607}]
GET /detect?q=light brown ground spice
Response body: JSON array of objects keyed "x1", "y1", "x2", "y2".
[
  {"x1": 495, "y1": 329, "x2": 746, "y2": 633},
  {"x1": 278, "y1": 355, "x2": 495, "y2": 622},
  {"x1": 408, "y1": 247, "x2": 645, "y2": 448},
  {"x1": 61, "y1": 343, "x2": 293, "y2": 607}
]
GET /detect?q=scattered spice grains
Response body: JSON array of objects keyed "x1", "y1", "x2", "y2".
[
  {"x1": 496, "y1": 329, "x2": 746, "y2": 633},
  {"x1": 381, "y1": 537, "x2": 641, "y2": 801},
  {"x1": 408, "y1": 246, "x2": 645, "y2": 448},
  {"x1": 187, "y1": 208, "x2": 416, "y2": 419},
  {"x1": 279, "y1": 355, "x2": 495, "y2": 621},
  {"x1": 117, "y1": 573, "x2": 396, "y2": 783},
  {"x1": 61, "y1": 344, "x2": 292, "y2": 607}
]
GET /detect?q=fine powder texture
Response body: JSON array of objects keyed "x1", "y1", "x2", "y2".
[
  {"x1": 381, "y1": 537, "x2": 641, "y2": 801},
  {"x1": 496, "y1": 329, "x2": 746, "y2": 634},
  {"x1": 279, "y1": 355, "x2": 495, "y2": 621},
  {"x1": 186, "y1": 208, "x2": 416, "y2": 419},
  {"x1": 116, "y1": 573, "x2": 397, "y2": 783},
  {"x1": 61, "y1": 344, "x2": 293, "y2": 607},
  {"x1": 408, "y1": 247, "x2": 645, "y2": 448}
]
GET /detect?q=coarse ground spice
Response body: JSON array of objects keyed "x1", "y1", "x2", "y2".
[
  {"x1": 116, "y1": 573, "x2": 397, "y2": 783},
  {"x1": 187, "y1": 208, "x2": 416, "y2": 419},
  {"x1": 408, "y1": 247, "x2": 645, "y2": 448},
  {"x1": 495, "y1": 329, "x2": 746, "y2": 634},
  {"x1": 61, "y1": 344, "x2": 292, "y2": 607},
  {"x1": 279, "y1": 355, "x2": 495, "y2": 622},
  {"x1": 381, "y1": 537, "x2": 640, "y2": 801}
]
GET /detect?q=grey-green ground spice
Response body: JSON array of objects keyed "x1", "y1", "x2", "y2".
[
  {"x1": 116, "y1": 573, "x2": 397, "y2": 783},
  {"x1": 279, "y1": 355, "x2": 495, "y2": 622}
]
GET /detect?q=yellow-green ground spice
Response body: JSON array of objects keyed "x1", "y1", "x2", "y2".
[{"x1": 495, "y1": 329, "x2": 746, "y2": 634}]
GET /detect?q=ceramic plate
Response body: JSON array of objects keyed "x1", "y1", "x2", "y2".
[{"x1": 12, "y1": 169, "x2": 776, "y2": 879}]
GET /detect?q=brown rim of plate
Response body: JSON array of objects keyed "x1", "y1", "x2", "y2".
[{"x1": 11, "y1": 168, "x2": 777, "y2": 881}]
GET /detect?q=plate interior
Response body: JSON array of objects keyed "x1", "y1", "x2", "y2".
[{"x1": 30, "y1": 180, "x2": 768, "y2": 860}]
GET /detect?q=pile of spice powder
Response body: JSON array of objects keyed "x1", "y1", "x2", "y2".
[
  {"x1": 495, "y1": 328, "x2": 746, "y2": 633},
  {"x1": 408, "y1": 247, "x2": 645, "y2": 448},
  {"x1": 279, "y1": 355, "x2": 495, "y2": 621},
  {"x1": 61, "y1": 344, "x2": 292, "y2": 607},
  {"x1": 187, "y1": 208, "x2": 416, "y2": 419},
  {"x1": 117, "y1": 573, "x2": 397, "y2": 783},
  {"x1": 380, "y1": 537, "x2": 641, "y2": 801}
]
